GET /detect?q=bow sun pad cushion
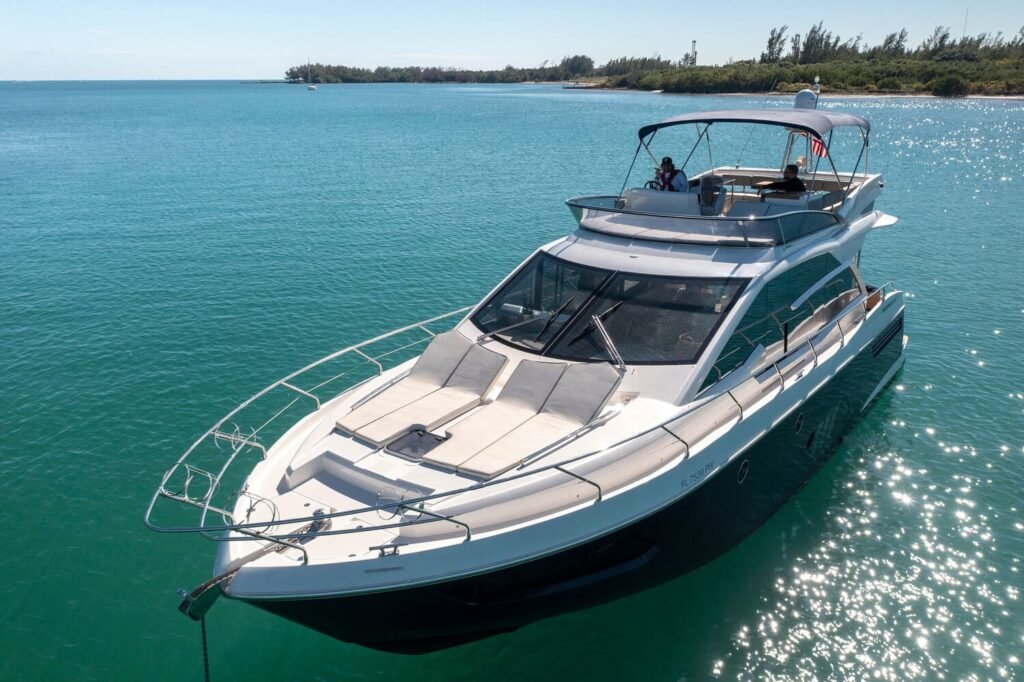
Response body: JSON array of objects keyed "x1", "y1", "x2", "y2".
[
  {"x1": 442, "y1": 344, "x2": 509, "y2": 395},
  {"x1": 336, "y1": 331, "x2": 473, "y2": 434},
  {"x1": 540, "y1": 362, "x2": 621, "y2": 425},
  {"x1": 345, "y1": 339, "x2": 508, "y2": 447},
  {"x1": 336, "y1": 377, "x2": 439, "y2": 433},
  {"x1": 492, "y1": 359, "x2": 567, "y2": 411},
  {"x1": 454, "y1": 412, "x2": 583, "y2": 479},
  {"x1": 448, "y1": 362, "x2": 622, "y2": 480},
  {"x1": 406, "y1": 330, "x2": 475, "y2": 385},
  {"x1": 422, "y1": 360, "x2": 567, "y2": 470},
  {"x1": 355, "y1": 387, "x2": 483, "y2": 447}
]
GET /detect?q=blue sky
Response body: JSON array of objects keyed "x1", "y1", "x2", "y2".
[{"x1": 2, "y1": 1, "x2": 1023, "y2": 79}]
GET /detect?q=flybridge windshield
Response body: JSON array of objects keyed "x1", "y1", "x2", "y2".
[{"x1": 472, "y1": 253, "x2": 747, "y2": 364}]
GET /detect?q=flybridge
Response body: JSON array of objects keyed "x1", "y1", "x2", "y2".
[
  {"x1": 566, "y1": 91, "x2": 877, "y2": 247},
  {"x1": 566, "y1": 183, "x2": 846, "y2": 247}
]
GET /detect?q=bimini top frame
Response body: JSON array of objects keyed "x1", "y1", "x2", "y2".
[
  {"x1": 625, "y1": 107, "x2": 872, "y2": 209},
  {"x1": 637, "y1": 108, "x2": 870, "y2": 141}
]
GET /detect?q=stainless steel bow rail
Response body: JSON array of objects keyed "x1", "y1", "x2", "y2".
[
  {"x1": 145, "y1": 306, "x2": 472, "y2": 536},
  {"x1": 147, "y1": 284, "x2": 897, "y2": 632}
]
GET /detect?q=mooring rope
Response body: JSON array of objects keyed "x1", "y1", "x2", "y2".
[{"x1": 200, "y1": 618, "x2": 211, "y2": 682}]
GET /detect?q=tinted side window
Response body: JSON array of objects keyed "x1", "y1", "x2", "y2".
[
  {"x1": 701, "y1": 255, "x2": 854, "y2": 389},
  {"x1": 797, "y1": 268, "x2": 859, "y2": 321}
]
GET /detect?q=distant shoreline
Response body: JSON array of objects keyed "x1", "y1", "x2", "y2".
[
  {"x1": 4, "y1": 80, "x2": 1022, "y2": 100},
  {"x1": 289, "y1": 38, "x2": 1024, "y2": 98},
  {"x1": 632, "y1": 89, "x2": 1024, "y2": 100},
  {"x1": 264, "y1": 79, "x2": 1024, "y2": 99}
]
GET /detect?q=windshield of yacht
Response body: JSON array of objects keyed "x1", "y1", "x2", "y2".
[{"x1": 472, "y1": 252, "x2": 747, "y2": 364}]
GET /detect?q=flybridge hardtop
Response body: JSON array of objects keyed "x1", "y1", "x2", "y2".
[
  {"x1": 636, "y1": 108, "x2": 871, "y2": 140},
  {"x1": 147, "y1": 91, "x2": 905, "y2": 654}
]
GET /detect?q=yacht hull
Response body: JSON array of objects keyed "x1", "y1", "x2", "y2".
[{"x1": 240, "y1": 314, "x2": 905, "y2": 653}]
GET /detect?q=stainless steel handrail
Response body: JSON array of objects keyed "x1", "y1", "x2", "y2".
[
  {"x1": 566, "y1": 194, "x2": 843, "y2": 247},
  {"x1": 146, "y1": 287, "x2": 895, "y2": 548},
  {"x1": 592, "y1": 314, "x2": 626, "y2": 372},
  {"x1": 145, "y1": 307, "x2": 472, "y2": 533},
  {"x1": 703, "y1": 282, "x2": 891, "y2": 393},
  {"x1": 212, "y1": 429, "x2": 268, "y2": 459},
  {"x1": 280, "y1": 382, "x2": 321, "y2": 410},
  {"x1": 566, "y1": 195, "x2": 840, "y2": 225},
  {"x1": 555, "y1": 465, "x2": 604, "y2": 502}
]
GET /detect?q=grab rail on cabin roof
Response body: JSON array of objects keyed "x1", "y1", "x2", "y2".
[{"x1": 145, "y1": 285, "x2": 895, "y2": 549}]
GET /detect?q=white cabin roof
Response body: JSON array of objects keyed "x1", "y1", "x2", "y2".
[{"x1": 545, "y1": 230, "x2": 780, "y2": 280}]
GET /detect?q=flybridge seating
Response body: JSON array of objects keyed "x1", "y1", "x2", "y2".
[{"x1": 568, "y1": 105, "x2": 873, "y2": 247}]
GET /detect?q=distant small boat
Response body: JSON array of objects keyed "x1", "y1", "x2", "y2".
[
  {"x1": 651, "y1": 89, "x2": 664, "y2": 94},
  {"x1": 306, "y1": 61, "x2": 317, "y2": 91}
]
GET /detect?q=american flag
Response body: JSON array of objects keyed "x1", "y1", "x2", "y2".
[{"x1": 810, "y1": 135, "x2": 828, "y2": 157}]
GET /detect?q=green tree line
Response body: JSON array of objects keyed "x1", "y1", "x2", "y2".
[
  {"x1": 286, "y1": 24, "x2": 1024, "y2": 96},
  {"x1": 287, "y1": 54, "x2": 696, "y2": 85},
  {"x1": 612, "y1": 23, "x2": 1024, "y2": 96},
  {"x1": 284, "y1": 55, "x2": 601, "y2": 84},
  {"x1": 758, "y1": 23, "x2": 1024, "y2": 64}
]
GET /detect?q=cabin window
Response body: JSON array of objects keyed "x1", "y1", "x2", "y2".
[
  {"x1": 472, "y1": 252, "x2": 747, "y2": 364},
  {"x1": 700, "y1": 254, "x2": 862, "y2": 391}
]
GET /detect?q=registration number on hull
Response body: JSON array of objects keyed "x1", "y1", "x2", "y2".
[{"x1": 682, "y1": 462, "x2": 716, "y2": 490}]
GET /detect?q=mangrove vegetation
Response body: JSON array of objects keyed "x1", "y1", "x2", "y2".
[{"x1": 286, "y1": 24, "x2": 1024, "y2": 96}]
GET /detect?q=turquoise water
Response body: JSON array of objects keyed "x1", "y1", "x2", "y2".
[{"x1": 2, "y1": 82, "x2": 1022, "y2": 681}]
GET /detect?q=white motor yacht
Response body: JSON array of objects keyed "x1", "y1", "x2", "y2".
[{"x1": 147, "y1": 91, "x2": 906, "y2": 653}]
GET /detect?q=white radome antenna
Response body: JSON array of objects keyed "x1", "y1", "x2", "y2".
[
  {"x1": 794, "y1": 88, "x2": 818, "y2": 109},
  {"x1": 794, "y1": 76, "x2": 822, "y2": 109}
]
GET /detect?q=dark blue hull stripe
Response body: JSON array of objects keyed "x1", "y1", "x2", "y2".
[{"x1": 871, "y1": 316, "x2": 904, "y2": 357}]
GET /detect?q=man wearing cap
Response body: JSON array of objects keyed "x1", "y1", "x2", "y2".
[{"x1": 656, "y1": 156, "x2": 688, "y2": 192}]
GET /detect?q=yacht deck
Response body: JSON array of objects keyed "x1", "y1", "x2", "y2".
[{"x1": 145, "y1": 277, "x2": 895, "y2": 574}]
